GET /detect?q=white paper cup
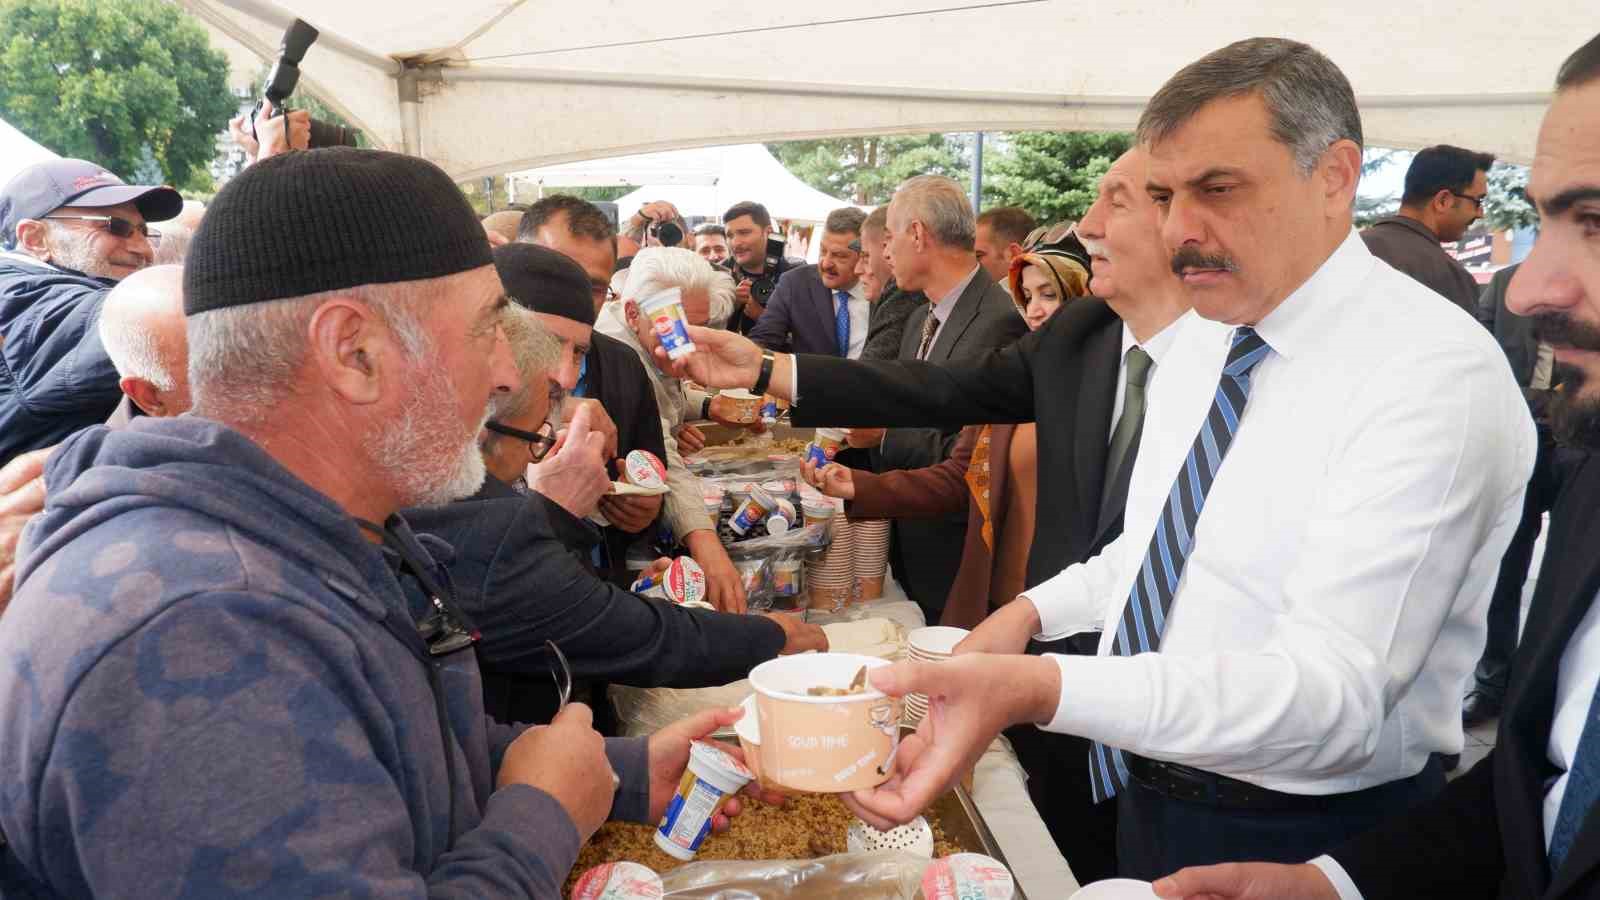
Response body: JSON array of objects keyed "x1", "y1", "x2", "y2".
[{"x1": 909, "y1": 626, "x2": 970, "y2": 657}]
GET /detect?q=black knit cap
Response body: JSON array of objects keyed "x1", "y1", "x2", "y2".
[
  {"x1": 493, "y1": 243, "x2": 596, "y2": 326},
  {"x1": 183, "y1": 148, "x2": 492, "y2": 316}
]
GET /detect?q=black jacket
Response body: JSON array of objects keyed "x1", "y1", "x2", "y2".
[
  {"x1": 794, "y1": 297, "x2": 1124, "y2": 601},
  {"x1": 585, "y1": 330, "x2": 669, "y2": 579},
  {"x1": 724, "y1": 255, "x2": 803, "y2": 335},
  {"x1": 861, "y1": 280, "x2": 926, "y2": 363},
  {"x1": 1332, "y1": 454, "x2": 1600, "y2": 899},
  {"x1": 405, "y1": 476, "x2": 786, "y2": 726},
  {"x1": 0, "y1": 253, "x2": 122, "y2": 466}
]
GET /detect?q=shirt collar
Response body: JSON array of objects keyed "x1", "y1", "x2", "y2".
[
  {"x1": 932, "y1": 265, "x2": 980, "y2": 323},
  {"x1": 1120, "y1": 313, "x2": 1185, "y2": 366},
  {"x1": 1250, "y1": 229, "x2": 1374, "y2": 361}
]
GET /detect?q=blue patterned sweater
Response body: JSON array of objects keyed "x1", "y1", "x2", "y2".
[{"x1": 0, "y1": 417, "x2": 649, "y2": 897}]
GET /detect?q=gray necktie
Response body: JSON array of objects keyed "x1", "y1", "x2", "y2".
[
  {"x1": 1101, "y1": 346, "x2": 1155, "y2": 511},
  {"x1": 916, "y1": 309, "x2": 939, "y2": 360}
]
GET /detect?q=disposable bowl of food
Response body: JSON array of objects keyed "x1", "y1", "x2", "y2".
[{"x1": 745, "y1": 653, "x2": 903, "y2": 793}]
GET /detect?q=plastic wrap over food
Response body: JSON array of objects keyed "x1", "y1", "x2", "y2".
[{"x1": 658, "y1": 850, "x2": 930, "y2": 899}]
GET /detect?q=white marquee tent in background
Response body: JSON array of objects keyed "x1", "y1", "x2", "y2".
[
  {"x1": 0, "y1": 115, "x2": 58, "y2": 187},
  {"x1": 176, "y1": 0, "x2": 1585, "y2": 183},
  {"x1": 509, "y1": 144, "x2": 857, "y2": 225}
]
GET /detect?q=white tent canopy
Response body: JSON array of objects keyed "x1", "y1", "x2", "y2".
[
  {"x1": 510, "y1": 144, "x2": 858, "y2": 224},
  {"x1": 0, "y1": 115, "x2": 59, "y2": 187},
  {"x1": 178, "y1": 0, "x2": 1583, "y2": 180}
]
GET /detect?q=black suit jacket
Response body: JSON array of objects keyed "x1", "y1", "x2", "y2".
[
  {"x1": 586, "y1": 331, "x2": 669, "y2": 580},
  {"x1": 795, "y1": 297, "x2": 1119, "y2": 606},
  {"x1": 852, "y1": 268, "x2": 1027, "y2": 614},
  {"x1": 1333, "y1": 453, "x2": 1600, "y2": 900},
  {"x1": 748, "y1": 264, "x2": 853, "y2": 356}
]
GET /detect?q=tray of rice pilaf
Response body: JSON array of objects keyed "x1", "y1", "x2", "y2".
[{"x1": 564, "y1": 785, "x2": 1027, "y2": 898}]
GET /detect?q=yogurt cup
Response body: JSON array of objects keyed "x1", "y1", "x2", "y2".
[
  {"x1": 622, "y1": 449, "x2": 668, "y2": 490},
  {"x1": 569, "y1": 861, "x2": 663, "y2": 899},
  {"x1": 805, "y1": 427, "x2": 848, "y2": 466},
  {"x1": 729, "y1": 485, "x2": 779, "y2": 536},
  {"x1": 631, "y1": 557, "x2": 708, "y2": 606},
  {"x1": 719, "y1": 389, "x2": 762, "y2": 424},
  {"x1": 760, "y1": 479, "x2": 795, "y2": 498},
  {"x1": 653, "y1": 740, "x2": 753, "y2": 860},
  {"x1": 772, "y1": 558, "x2": 802, "y2": 596},
  {"x1": 801, "y1": 498, "x2": 836, "y2": 527},
  {"x1": 1068, "y1": 879, "x2": 1160, "y2": 899},
  {"x1": 639, "y1": 287, "x2": 695, "y2": 360},
  {"x1": 920, "y1": 853, "x2": 1016, "y2": 900}
]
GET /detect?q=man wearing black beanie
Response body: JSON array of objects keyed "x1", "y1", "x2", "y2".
[
  {"x1": 492, "y1": 242, "x2": 670, "y2": 584},
  {"x1": 0, "y1": 147, "x2": 757, "y2": 898}
]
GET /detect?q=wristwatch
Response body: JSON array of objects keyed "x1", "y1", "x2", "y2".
[{"x1": 751, "y1": 350, "x2": 776, "y2": 396}]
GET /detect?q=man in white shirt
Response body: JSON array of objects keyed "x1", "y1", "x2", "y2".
[
  {"x1": 827, "y1": 36, "x2": 1533, "y2": 878},
  {"x1": 1149, "y1": 31, "x2": 1600, "y2": 900}
]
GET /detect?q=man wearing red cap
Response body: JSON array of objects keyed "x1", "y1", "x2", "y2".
[{"x1": 0, "y1": 158, "x2": 182, "y2": 465}]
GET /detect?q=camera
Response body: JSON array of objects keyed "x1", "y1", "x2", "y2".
[
  {"x1": 647, "y1": 219, "x2": 684, "y2": 248},
  {"x1": 730, "y1": 236, "x2": 789, "y2": 306},
  {"x1": 252, "y1": 19, "x2": 361, "y2": 150}
]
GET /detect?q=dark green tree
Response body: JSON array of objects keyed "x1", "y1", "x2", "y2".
[
  {"x1": 768, "y1": 135, "x2": 970, "y2": 206},
  {"x1": 0, "y1": 0, "x2": 236, "y2": 190},
  {"x1": 1483, "y1": 162, "x2": 1537, "y2": 232},
  {"x1": 983, "y1": 131, "x2": 1134, "y2": 223}
]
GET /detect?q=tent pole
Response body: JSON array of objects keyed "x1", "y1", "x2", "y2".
[
  {"x1": 971, "y1": 131, "x2": 984, "y2": 214},
  {"x1": 398, "y1": 67, "x2": 422, "y2": 157}
]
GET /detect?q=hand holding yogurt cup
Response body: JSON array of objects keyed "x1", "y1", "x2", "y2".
[
  {"x1": 645, "y1": 705, "x2": 789, "y2": 859},
  {"x1": 801, "y1": 457, "x2": 855, "y2": 500}
]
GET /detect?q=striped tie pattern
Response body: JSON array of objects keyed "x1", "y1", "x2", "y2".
[{"x1": 1088, "y1": 326, "x2": 1272, "y2": 803}]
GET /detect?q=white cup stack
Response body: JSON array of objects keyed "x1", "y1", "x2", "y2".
[{"x1": 902, "y1": 626, "x2": 969, "y2": 726}]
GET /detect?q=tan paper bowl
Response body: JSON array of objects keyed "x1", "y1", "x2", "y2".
[{"x1": 745, "y1": 653, "x2": 902, "y2": 793}]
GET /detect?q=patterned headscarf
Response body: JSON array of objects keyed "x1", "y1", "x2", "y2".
[{"x1": 1007, "y1": 221, "x2": 1094, "y2": 317}]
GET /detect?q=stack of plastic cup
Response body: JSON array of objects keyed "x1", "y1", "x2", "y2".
[
  {"x1": 851, "y1": 518, "x2": 891, "y2": 603},
  {"x1": 807, "y1": 517, "x2": 855, "y2": 613},
  {"x1": 903, "y1": 626, "x2": 969, "y2": 726}
]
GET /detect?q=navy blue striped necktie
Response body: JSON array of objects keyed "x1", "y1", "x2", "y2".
[{"x1": 1088, "y1": 326, "x2": 1272, "y2": 803}]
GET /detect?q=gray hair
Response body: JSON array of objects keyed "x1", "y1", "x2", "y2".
[
  {"x1": 1136, "y1": 37, "x2": 1363, "y2": 175},
  {"x1": 621, "y1": 246, "x2": 737, "y2": 328},
  {"x1": 494, "y1": 306, "x2": 563, "y2": 422},
  {"x1": 99, "y1": 312, "x2": 175, "y2": 390},
  {"x1": 152, "y1": 225, "x2": 193, "y2": 266},
  {"x1": 187, "y1": 280, "x2": 433, "y2": 425},
  {"x1": 891, "y1": 176, "x2": 976, "y2": 250}
]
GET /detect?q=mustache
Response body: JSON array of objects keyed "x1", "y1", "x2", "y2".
[
  {"x1": 1079, "y1": 237, "x2": 1109, "y2": 259},
  {"x1": 1170, "y1": 246, "x2": 1239, "y2": 277},
  {"x1": 1534, "y1": 312, "x2": 1600, "y2": 353}
]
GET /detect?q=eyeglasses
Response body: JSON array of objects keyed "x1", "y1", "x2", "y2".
[
  {"x1": 591, "y1": 283, "x2": 618, "y2": 304},
  {"x1": 1451, "y1": 192, "x2": 1487, "y2": 211},
  {"x1": 43, "y1": 214, "x2": 154, "y2": 240},
  {"x1": 486, "y1": 419, "x2": 557, "y2": 463}
]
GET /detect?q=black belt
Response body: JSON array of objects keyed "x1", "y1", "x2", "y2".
[{"x1": 1126, "y1": 756, "x2": 1349, "y2": 812}]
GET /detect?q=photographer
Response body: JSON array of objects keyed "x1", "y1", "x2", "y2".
[
  {"x1": 619, "y1": 200, "x2": 689, "y2": 259},
  {"x1": 721, "y1": 200, "x2": 803, "y2": 335}
]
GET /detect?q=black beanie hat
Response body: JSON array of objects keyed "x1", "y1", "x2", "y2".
[
  {"x1": 183, "y1": 148, "x2": 492, "y2": 316},
  {"x1": 493, "y1": 242, "x2": 597, "y2": 327}
]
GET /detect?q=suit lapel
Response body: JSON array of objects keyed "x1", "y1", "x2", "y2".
[
  {"x1": 1503, "y1": 458, "x2": 1600, "y2": 899},
  {"x1": 928, "y1": 271, "x2": 989, "y2": 362},
  {"x1": 811, "y1": 281, "x2": 840, "y2": 356}
]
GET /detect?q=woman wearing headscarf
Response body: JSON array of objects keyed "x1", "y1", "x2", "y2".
[{"x1": 801, "y1": 224, "x2": 1092, "y2": 628}]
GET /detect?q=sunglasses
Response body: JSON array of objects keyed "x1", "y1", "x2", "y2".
[
  {"x1": 486, "y1": 419, "x2": 557, "y2": 463},
  {"x1": 43, "y1": 214, "x2": 155, "y2": 240},
  {"x1": 1023, "y1": 221, "x2": 1079, "y2": 252}
]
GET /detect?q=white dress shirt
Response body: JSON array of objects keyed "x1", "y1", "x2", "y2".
[
  {"x1": 1108, "y1": 320, "x2": 1183, "y2": 443},
  {"x1": 834, "y1": 281, "x2": 870, "y2": 359},
  {"x1": 1025, "y1": 230, "x2": 1537, "y2": 795},
  {"x1": 1313, "y1": 588, "x2": 1600, "y2": 900}
]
